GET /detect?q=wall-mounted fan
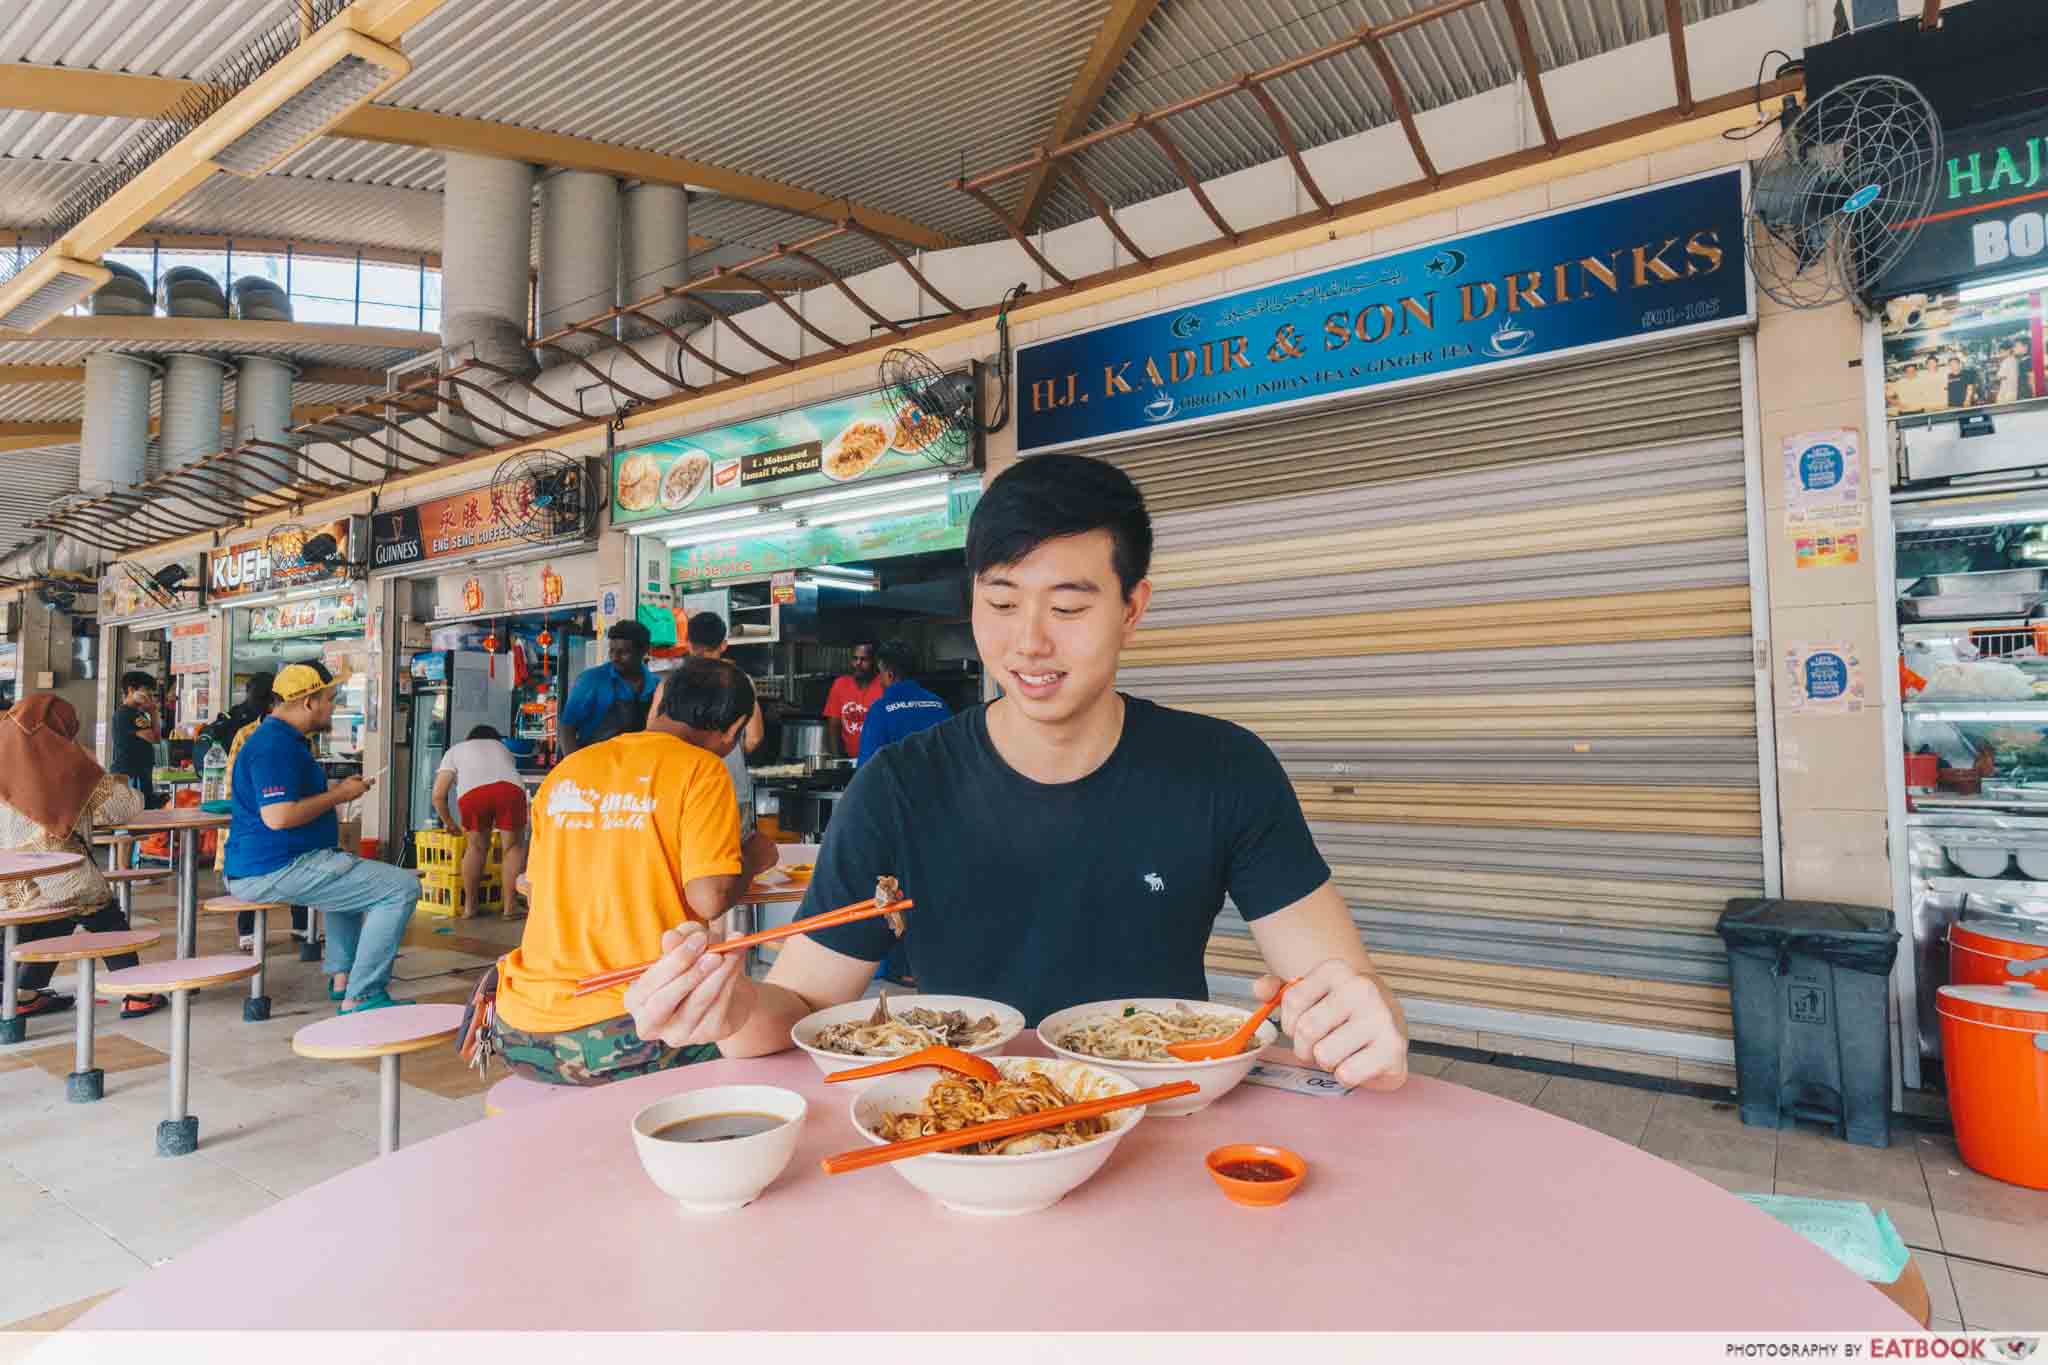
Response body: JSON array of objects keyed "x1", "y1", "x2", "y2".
[
  {"x1": 116, "y1": 560, "x2": 193, "y2": 610},
  {"x1": 877, "y1": 282, "x2": 1028, "y2": 462},
  {"x1": 492, "y1": 450, "x2": 595, "y2": 545},
  {"x1": 1747, "y1": 74, "x2": 1943, "y2": 312}
]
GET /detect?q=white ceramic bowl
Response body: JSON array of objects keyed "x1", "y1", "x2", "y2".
[
  {"x1": 1949, "y1": 845, "x2": 2013, "y2": 878},
  {"x1": 848, "y1": 1055, "x2": 1144, "y2": 1215},
  {"x1": 629, "y1": 1084, "x2": 807, "y2": 1214},
  {"x1": 1036, "y1": 997, "x2": 1278, "y2": 1117},
  {"x1": 791, "y1": 995, "x2": 1026, "y2": 1085}
]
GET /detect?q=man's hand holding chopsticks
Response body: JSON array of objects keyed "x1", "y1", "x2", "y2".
[{"x1": 624, "y1": 928, "x2": 754, "y2": 1048}]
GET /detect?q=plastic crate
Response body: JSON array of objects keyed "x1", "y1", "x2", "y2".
[
  {"x1": 414, "y1": 829, "x2": 504, "y2": 874},
  {"x1": 415, "y1": 867, "x2": 506, "y2": 918}
]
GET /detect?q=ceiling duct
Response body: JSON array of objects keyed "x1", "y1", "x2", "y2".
[
  {"x1": 160, "y1": 354, "x2": 233, "y2": 516},
  {"x1": 0, "y1": 256, "x2": 110, "y2": 331},
  {"x1": 92, "y1": 261, "x2": 154, "y2": 317},
  {"x1": 233, "y1": 356, "x2": 298, "y2": 494},
  {"x1": 440, "y1": 151, "x2": 535, "y2": 378},
  {"x1": 80, "y1": 354, "x2": 156, "y2": 496},
  {"x1": 231, "y1": 276, "x2": 292, "y2": 321},
  {"x1": 623, "y1": 182, "x2": 692, "y2": 337},
  {"x1": 158, "y1": 266, "x2": 227, "y2": 319},
  {"x1": 538, "y1": 169, "x2": 620, "y2": 359}
]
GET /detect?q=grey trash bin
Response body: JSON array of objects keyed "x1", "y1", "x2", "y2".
[{"x1": 1717, "y1": 898, "x2": 1900, "y2": 1149}]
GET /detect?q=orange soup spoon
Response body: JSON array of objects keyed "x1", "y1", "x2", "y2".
[
  {"x1": 1165, "y1": 980, "x2": 1298, "y2": 1061},
  {"x1": 822, "y1": 1044, "x2": 1001, "y2": 1085}
]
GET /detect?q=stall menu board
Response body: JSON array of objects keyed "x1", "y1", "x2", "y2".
[
  {"x1": 169, "y1": 620, "x2": 212, "y2": 675},
  {"x1": 371, "y1": 474, "x2": 584, "y2": 571},
  {"x1": 1876, "y1": 112, "x2": 2048, "y2": 297},
  {"x1": 1015, "y1": 170, "x2": 1750, "y2": 452},
  {"x1": 207, "y1": 518, "x2": 355, "y2": 600},
  {"x1": 246, "y1": 589, "x2": 363, "y2": 641},
  {"x1": 610, "y1": 377, "x2": 978, "y2": 526}
]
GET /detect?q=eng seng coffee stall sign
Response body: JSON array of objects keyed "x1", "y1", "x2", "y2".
[
  {"x1": 1878, "y1": 112, "x2": 2048, "y2": 296},
  {"x1": 1016, "y1": 168, "x2": 1750, "y2": 452},
  {"x1": 206, "y1": 517, "x2": 363, "y2": 602},
  {"x1": 370, "y1": 473, "x2": 589, "y2": 573}
]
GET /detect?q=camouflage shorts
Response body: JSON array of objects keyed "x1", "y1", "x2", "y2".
[{"x1": 496, "y1": 1014, "x2": 719, "y2": 1087}]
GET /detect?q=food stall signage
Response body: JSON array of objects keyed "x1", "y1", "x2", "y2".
[
  {"x1": 371, "y1": 476, "x2": 581, "y2": 571},
  {"x1": 1877, "y1": 112, "x2": 2048, "y2": 296},
  {"x1": 611, "y1": 376, "x2": 978, "y2": 526},
  {"x1": 98, "y1": 558, "x2": 204, "y2": 624},
  {"x1": 667, "y1": 491, "x2": 977, "y2": 588},
  {"x1": 206, "y1": 518, "x2": 356, "y2": 600},
  {"x1": 1016, "y1": 169, "x2": 1750, "y2": 452}
]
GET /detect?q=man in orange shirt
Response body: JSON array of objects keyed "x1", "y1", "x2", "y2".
[{"x1": 491, "y1": 656, "x2": 778, "y2": 1084}]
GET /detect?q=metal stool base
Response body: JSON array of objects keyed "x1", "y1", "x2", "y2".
[
  {"x1": 156, "y1": 1116, "x2": 199, "y2": 1157},
  {"x1": 242, "y1": 996, "x2": 271, "y2": 1023},
  {"x1": 0, "y1": 1018, "x2": 22, "y2": 1045},
  {"x1": 299, "y1": 939, "x2": 322, "y2": 963},
  {"x1": 66, "y1": 1068, "x2": 103, "y2": 1103}
]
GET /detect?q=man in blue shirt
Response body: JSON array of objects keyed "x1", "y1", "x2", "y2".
[
  {"x1": 224, "y1": 663, "x2": 420, "y2": 1015},
  {"x1": 559, "y1": 620, "x2": 657, "y2": 755},
  {"x1": 856, "y1": 640, "x2": 951, "y2": 767}
]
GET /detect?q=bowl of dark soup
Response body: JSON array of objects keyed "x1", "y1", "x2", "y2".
[{"x1": 630, "y1": 1085, "x2": 808, "y2": 1213}]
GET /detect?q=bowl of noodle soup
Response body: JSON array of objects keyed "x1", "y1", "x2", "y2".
[
  {"x1": 848, "y1": 1056, "x2": 1146, "y2": 1215},
  {"x1": 791, "y1": 994, "x2": 1025, "y2": 1085},
  {"x1": 1037, "y1": 997, "x2": 1278, "y2": 1117}
]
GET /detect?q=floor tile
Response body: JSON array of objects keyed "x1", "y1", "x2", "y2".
[
  {"x1": 1, "y1": 1289, "x2": 115, "y2": 1331},
  {"x1": 58, "y1": 1158, "x2": 276, "y2": 1265},
  {"x1": 1404, "y1": 1052, "x2": 1452, "y2": 1078},
  {"x1": 1776, "y1": 1123, "x2": 1934, "y2": 1211},
  {"x1": 1918, "y1": 1133, "x2": 2048, "y2": 1275},
  {"x1": 0, "y1": 1196, "x2": 148, "y2": 1325},
  {"x1": 1638, "y1": 1093, "x2": 1778, "y2": 1179},
  {"x1": 1914, "y1": 1252, "x2": 1961, "y2": 1325},
  {"x1": 1931, "y1": 1316, "x2": 1965, "y2": 1333},
  {"x1": 1440, "y1": 1060, "x2": 1547, "y2": 1105},
  {"x1": 1947, "y1": 1258, "x2": 2048, "y2": 1330},
  {"x1": 1531, "y1": 1075, "x2": 1657, "y2": 1144},
  {"x1": 1933, "y1": 1211, "x2": 2048, "y2": 1277},
  {"x1": 1671, "y1": 1162, "x2": 1770, "y2": 1195},
  {"x1": 21, "y1": 1033, "x2": 167, "y2": 1080},
  {"x1": 199, "y1": 1113, "x2": 377, "y2": 1199}
]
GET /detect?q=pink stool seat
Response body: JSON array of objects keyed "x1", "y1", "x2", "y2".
[
  {"x1": 293, "y1": 1004, "x2": 467, "y2": 1157},
  {"x1": 485, "y1": 1073, "x2": 569, "y2": 1116},
  {"x1": 98, "y1": 953, "x2": 258, "y2": 994},
  {"x1": 12, "y1": 929, "x2": 161, "y2": 963}
]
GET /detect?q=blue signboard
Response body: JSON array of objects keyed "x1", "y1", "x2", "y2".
[{"x1": 1016, "y1": 169, "x2": 1750, "y2": 452}]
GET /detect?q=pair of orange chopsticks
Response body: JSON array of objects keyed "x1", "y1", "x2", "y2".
[
  {"x1": 568, "y1": 895, "x2": 915, "y2": 998},
  {"x1": 819, "y1": 1080, "x2": 1199, "y2": 1174}
]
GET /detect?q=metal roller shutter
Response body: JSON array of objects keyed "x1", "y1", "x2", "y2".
[{"x1": 1086, "y1": 336, "x2": 1760, "y2": 1055}]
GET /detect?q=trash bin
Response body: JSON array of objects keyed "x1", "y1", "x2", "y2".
[{"x1": 1717, "y1": 898, "x2": 1901, "y2": 1149}]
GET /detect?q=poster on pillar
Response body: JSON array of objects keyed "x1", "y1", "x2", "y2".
[
  {"x1": 1782, "y1": 642, "x2": 1865, "y2": 714},
  {"x1": 1783, "y1": 429, "x2": 1866, "y2": 571}
]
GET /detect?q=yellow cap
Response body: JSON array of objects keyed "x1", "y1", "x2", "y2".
[{"x1": 274, "y1": 662, "x2": 349, "y2": 702}]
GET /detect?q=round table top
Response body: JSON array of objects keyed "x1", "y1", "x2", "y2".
[
  {"x1": 113, "y1": 809, "x2": 230, "y2": 831},
  {"x1": 13, "y1": 928, "x2": 161, "y2": 964},
  {"x1": 72, "y1": 1046, "x2": 1914, "y2": 1332},
  {"x1": 97, "y1": 952, "x2": 256, "y2": 994},
  {"x1": 292, "y1": 1003, "x2": 466, "y2": 1060},
  {"x1": 0, "y1": 902, "x2": 84, "y2": 927},
  {"x1": 0, "y1": 851, "x2": 84, "y2": 883},
  {"x1": 103, "y1": 867, "x2": 173, "y2": 884}
]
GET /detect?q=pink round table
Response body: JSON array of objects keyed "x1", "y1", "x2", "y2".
[
  {"x1": 75, "y1": 1047, "x2": 1916, "y2": 1332},
  {"x1": 110, "y1": 810, "x2": 227, "y2": 960}
]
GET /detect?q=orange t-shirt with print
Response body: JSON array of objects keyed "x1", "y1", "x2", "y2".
[{"x1": 497, "y1": 731, "x2": 741, "y2": 1033}]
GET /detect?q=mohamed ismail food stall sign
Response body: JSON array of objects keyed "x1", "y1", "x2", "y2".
[
  {"x1": 610, "y1": 376, "x2": 980, "y2": 527},
  {"x1": 1016, "y1": 168, "x2": 1750, "y2": 452}
]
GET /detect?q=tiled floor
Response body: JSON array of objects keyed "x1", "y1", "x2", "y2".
[{"x1": 3, "y1": 891, "x2": 2043, "y2": 1331}]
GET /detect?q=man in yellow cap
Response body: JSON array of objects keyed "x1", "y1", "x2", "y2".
[{"x1": 223, "y1": 661, "x2": 420, "y2": 1014}]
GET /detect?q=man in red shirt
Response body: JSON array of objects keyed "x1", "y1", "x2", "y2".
[{"x1": 822, "y1": 641, "x2": 884, "y2": 757}]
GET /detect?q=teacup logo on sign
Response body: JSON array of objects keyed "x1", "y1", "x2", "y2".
[{"x1": 1994, "y1": 1340, "x2": 2038, "y2": 1362}]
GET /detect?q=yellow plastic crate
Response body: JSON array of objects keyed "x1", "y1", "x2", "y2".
[
  {"x1": 414, "y1": 828, "x2": 504, "y2": 874},
  {"x1": 415, "y1": 867, "x2": 505, "y2": 918}
]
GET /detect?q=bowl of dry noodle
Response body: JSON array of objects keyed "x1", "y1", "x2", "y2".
[
  {"x1": 849, "y1": 1056, "x2": 1145, "y2": 1214},
  {"x1": 792, "y1": 991, "x2": 1025, "y2": 1084},
  {"x1": 1036, "y1": 997, "x2": 1278, "y2": 1116}
]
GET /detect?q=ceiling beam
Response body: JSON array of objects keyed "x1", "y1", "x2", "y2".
[
  {"x1": 0, "y1": 365, "x2": 85, "y2": 385},
  {"x1": 1500, "y1": 0, "x2": 1558, "y2": 154},
  {"x1": 1362, "y1": 33, "x2": 1437, "y2": 186},
  {"x1": 1662, "y1": 0, "x2": 1694, "y2": 115},
  {"x1": 0, "y1": 64, "x2": 955, "y2": 252},
  {"x1": 0, "y1": 422, "x2": 78, "y2": 439},
  {"x1": 3, "y1": 230, "x2": 442, "y2": 270},
  {"x1": 1015, "y1": 0, "x2": 1162, "y2": 233},
  {"x1": 297, "y1": 366, "x2": 386, "y2": 386}
]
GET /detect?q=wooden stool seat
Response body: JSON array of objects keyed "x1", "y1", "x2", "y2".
[
  {"x1": 103, "y1": 868, "x2": 173, "y2": 884},
  {"x1": 12, "y1": 926, "x2": 161, "y2": 1102},
  {"x1": 295, "y1": 1004, "x2": 467, "y2": 1156},
  {"x1": 199, "y1": 897, "x2": 288, "y2": 914},
  {"x1": 0, "y1": 903, "x2": 89, "y2": 1046},
  {"x1": 13, "y1": 929, "x2": 161, "y2": 964},
  {"x1": 485, "y1": 1073, "x2": 567, "y2": 1117},
  {"x1": 98, "y1": 953, "x2": 260, "y2": 1157},
  {"x1": 0, "y1": 903, "x2": 81, "y2": 927}
]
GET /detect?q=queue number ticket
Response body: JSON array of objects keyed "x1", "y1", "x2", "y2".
[{"x1": 1244, "y1": 1060, "x2": 1355, "y2": 1098}]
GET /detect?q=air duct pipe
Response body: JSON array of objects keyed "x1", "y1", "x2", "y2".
[
  {"x1": 232, "y1": 355, "x2": 298, "y2": 494},
  {"x1": 79, "y1": 353, "x2": 155, "y2": 496},
  {"x1": 538, "y1": 168, "x2": 620, "y2": 357},
  {"x1": 440, "y1": 151, "x2": 536, "y2": 376},
  {"x1": 160, "y1": 353, "x2": 233, "y2": 521},
  {"x1": 623, "y1": 181, "x2": 692, "y2": 336}
]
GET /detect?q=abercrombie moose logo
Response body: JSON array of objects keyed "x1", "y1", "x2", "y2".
[{"x1": 1143, "y1": 873, "x2": 1165, "y2": 893}]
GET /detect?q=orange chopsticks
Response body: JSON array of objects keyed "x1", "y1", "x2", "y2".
[
  {"x1": 568, "y1": 896, "x2": 915, "y2": 998},
  {"x1": 819, "y1": 1080, "x2": 1199, "y2": 1174}
]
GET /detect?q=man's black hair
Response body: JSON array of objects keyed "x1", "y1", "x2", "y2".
[
  {"x1": 876, "y1": 640, "x2": 917, "y2": 679},
  {"x1": 466, "y1": 724, "x2": 502, "y2": 742},
  {"x1": 119, "y1": 670, "x2": 157, "y2": 694},
  {"x1": 655, "y1": 656, "x2": 756, "y2": 734},
  {"x1": 965, "y1": 453, "x2": 1152, "y2": 597},
  {"x1": 245, "y1": 671, "x2": 276, "y2": 712},
  {"x1": 608, "y1": 620, "x2": 652, "y2": 650},
  {"x1": 686, "y1": 611, "x2": 729, "y2": 651}
]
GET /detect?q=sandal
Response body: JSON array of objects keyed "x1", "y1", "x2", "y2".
[
  {"x1": 339, "y1": 990, "x2": 399, "y2": 1015},
  {"x1": 17, "y1": 990, "x2": 74, "y2": 1018},
  {"x1": 328, "y1": 976, "x2": 348, "y2": 1002},
  {"x1": 120, "y1": 994, "x2": 168, "y2": 1020}
]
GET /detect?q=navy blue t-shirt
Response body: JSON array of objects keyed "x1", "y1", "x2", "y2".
[
  {"x1": 225, "y1": 717, "x2": 335, "y2": 878},
  {"x1": 856, "y1": 679, "x2": 951, "y2": 767},
  {"x1": 797, "y1": 695, "x2": 1329, "y2": 1024}
]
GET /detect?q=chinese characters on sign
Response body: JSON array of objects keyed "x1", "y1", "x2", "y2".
[
  {"x1": 1783, "y1": 429, "x2": 1866, "y2": 571},
  {"x1": 371, "y1": 474, "x2": 577, "y2": 571}
]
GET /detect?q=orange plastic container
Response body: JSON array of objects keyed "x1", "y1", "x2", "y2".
[
  {"x1": 1936, "y1": 983, "x2": 2048, "y2": 1190},
  {"x1": 1949, "y1": 920, "x2": 2048, "y2": 988}
]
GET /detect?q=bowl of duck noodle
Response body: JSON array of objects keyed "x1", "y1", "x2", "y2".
[
  {"x1": 792, "y1": 991, "x2": 1024, "y2": 1085},
  {"x1": 1036, "y1": 997, "x2": 1278, "y2": 1116}
]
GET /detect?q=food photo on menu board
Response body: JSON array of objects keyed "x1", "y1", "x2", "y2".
[
  {"x1": 610, "y1": 378, "x2": 976, "y2": 524},
  {"x1": 1882, "y1": 284, "x2": 2046, "y2": 419}
]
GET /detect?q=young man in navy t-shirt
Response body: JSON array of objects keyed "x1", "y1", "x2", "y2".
[{"x1": 619, "y1": 454, "x2": 1409, "y2": 1092}]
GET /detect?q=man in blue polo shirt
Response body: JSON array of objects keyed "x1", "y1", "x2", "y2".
[
  {"x1": 224, "y1": 662, "x2": 420, "y2": 1015},
  {"x1": 856, "y1": 640, "x2": 951, "y2": 768},
  {"x1": 559, "y1": 620, "x2": 657, "y2": 755}
]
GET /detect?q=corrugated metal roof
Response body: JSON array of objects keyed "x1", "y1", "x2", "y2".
[
  {"x1": 0, "y1": 377, "x2": 382, "y2": 423},
  {"x1": 0, "y1": 0, "x2": 279, "y2": 79}
]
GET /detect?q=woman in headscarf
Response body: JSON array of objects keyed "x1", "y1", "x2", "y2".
[{"x1": 0, "y1": 695, "x2": 167, "y2": 1021}]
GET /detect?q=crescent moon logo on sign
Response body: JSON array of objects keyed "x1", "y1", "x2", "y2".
[
  {"x1": 1169, "y1": 313, "x2": 1203, "y2": 339},
  {"x1": 1425, "y1": 248, "x2": 1466, "y2": 278}
]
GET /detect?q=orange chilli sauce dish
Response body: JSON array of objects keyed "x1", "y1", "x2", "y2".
[{"x1": 1206, "y1": 1144, "x2": 1307, "y2": 1206}]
